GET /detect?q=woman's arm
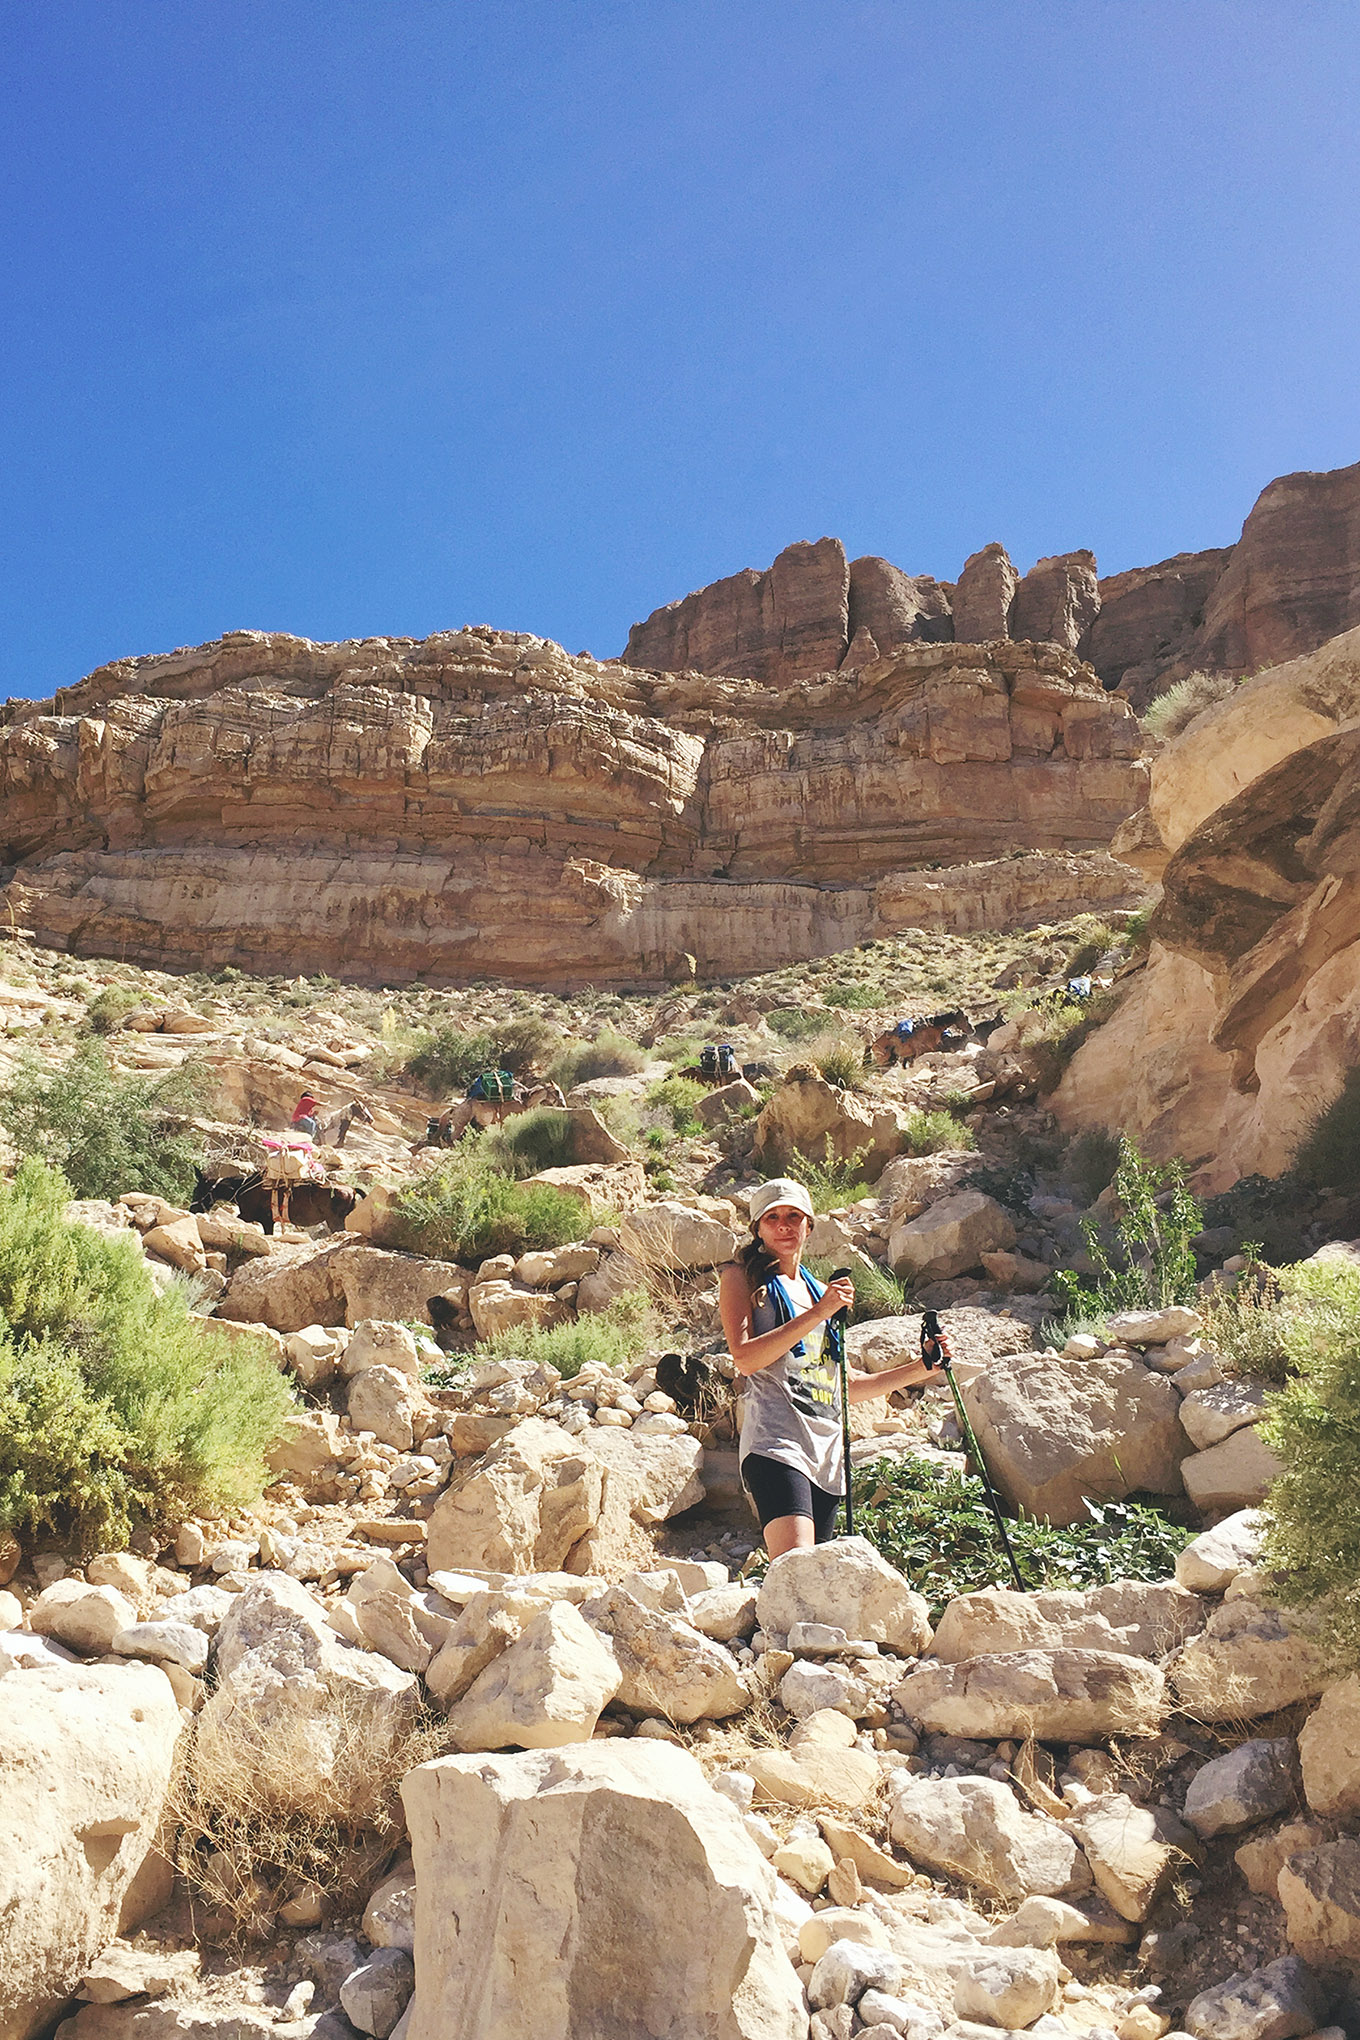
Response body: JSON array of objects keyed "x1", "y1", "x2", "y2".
[
  {"x1": 845, "y1": 1357, "x2": 947, "y2": 1402},
  {"x1": 719, "y1": 1264, "x2": 856, "y2": 1376}
]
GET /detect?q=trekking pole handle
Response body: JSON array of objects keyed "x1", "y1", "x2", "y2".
[{"x1": 920, "y1": 1308, "x2": 951, "y2": 1371}]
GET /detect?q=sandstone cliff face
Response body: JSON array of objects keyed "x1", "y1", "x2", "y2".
[
  {"x1": 621, "y1": 458, "x2": 1360, "y2": 707},
  {"x1": 0, "y1": 628, "x2": 1145, "y2": 986},
  {"x1": 1055, "y1": 623, "x2": 1360, "y2": 1189}
]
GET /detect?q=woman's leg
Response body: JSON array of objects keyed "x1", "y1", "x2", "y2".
[
  {"x1": 743, "y1": 1456, "x2": 817, "y2": 1558},
  {"x1": 810, "y1": 1482, "x2": 845, "y2": 1544}
]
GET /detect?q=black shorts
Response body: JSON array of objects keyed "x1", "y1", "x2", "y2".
[{"x1": 742, "y1": 1454, "x2": 843, "y2": 1542}]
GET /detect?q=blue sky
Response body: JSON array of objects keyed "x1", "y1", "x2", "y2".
[{"x1": 2, "y1": 1, "x2": 1358, "y2": 698}]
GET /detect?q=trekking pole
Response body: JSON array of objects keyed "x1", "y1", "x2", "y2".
[
  {"x1": 829, "y1": 1267, "x2": 855, "y2": 1537},
  {"x1": 921, "y1": 1309, "x2": 1026, "y2": 1592}
]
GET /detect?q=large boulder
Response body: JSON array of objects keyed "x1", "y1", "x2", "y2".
[
  {"x1": 195, "y1": 1573, "x2": 419, "y2": 1822},
  {"x1": 424, "y1": 1419, "x2": 604, "y2": 1576},
  {"x1": 444, "y1": 1601, "x2": 621, "y2": 1751},
  {"x1": 584, "y1": 1587, "x2": 749, "y2": 1723},
  {"x1": 1066, "y1": 1794, "x2": 1189, "y2": 1923},
  {"x1": 566, "y1": 1428, "x2": 705, "y2": 1574},
  {"x1": 753, "y1": 1069, "x2": 905, "y2": 1180},
  {"x1": 757, "y1": 1537, "x2": 931, "y2": 1656},
  {"x1": 887, "y1": 1773, "x2": 1090, "y2": 1899},
  {"x1": 1184, "y1": 1955, "x2": 1328, "y2": 2040},
  {"x1": 1175, "y1": 1508, "x2": 1263, "y2": 1591},
  {"x1": 960, "y1": 1352, "x2": 1188, "y2": 1525},
  {"x1": 400, "y1": 1742, "x2": 807, "y2": 2040},
  {"x1": 929, "y1": 1580, "x2": 1204, "y2": 1663},
  {"x1": 886, "y1": 1191, "x2": 1015, "y2": 1282},
  {"x1": 1169, "y1": 1597, "x2": 1328, "y2": 1721},
  {"x1": 216, "y1": 1241, "x2": 349, "y2": 1329},
  {"x1": 892, "y1": 1648, "x2": 1164, "y2": 1744},
  {"x1": 1277, "y1": 1842, "x2": 1360, "y2": 1965},
  {"x1": 1183, "y1": 1738, "x2": 1296, "y2": 1839},
  {"x1": 617, "y1": 1202, "x2": 739, "y2": 1272},
  {"x1": 347, "y1": 1366, "x2": 430, "y2": 1453},
  {"x1": 0, "y1": 1662, "x2": 181, "y2": 2040},
  {"x1": 1300, "y1": 1676, "x2": 1360, "y2": 1818},
  {"x1": 1180, "y1": 1427, "x2": 1283, "y2": 1515}
]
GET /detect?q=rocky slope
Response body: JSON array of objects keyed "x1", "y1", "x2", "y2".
[
  {"x1": 623, "y1": 456, "x2": 1360, "y2": 707},
  {"x1": 0, "y1": 629, "x2": 1144, "y2": 987},
  {"x1": 1054, "y1": 623, "x2": 1360, "y2": 1190}
]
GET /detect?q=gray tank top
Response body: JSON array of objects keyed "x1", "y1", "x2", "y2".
[{"x1": 737, "y1": 1267, "x2": 843, "y2": 1493}]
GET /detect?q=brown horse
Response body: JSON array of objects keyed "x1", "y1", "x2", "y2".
[
  {"x1": 422, "y1": 1081, "x2": 567, "y2": 1149},
  {"x1": 868, "y1": 1009, "x2": 971, "y2": 1067}
]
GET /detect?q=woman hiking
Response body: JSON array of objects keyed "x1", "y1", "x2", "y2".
[{"x1": 719, "y1": 1176, "x2": 947, "y2": 1557}]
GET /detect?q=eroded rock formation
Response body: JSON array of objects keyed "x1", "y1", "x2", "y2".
[
  {"x1": 1055, "y1": 624, "x2": 1360, "y2": 1189},
  {"x1": 0, "y1": 628, "x2": 1144, "y2": 986},
  {"x1": 621, "y1": 457, "x2": 1360, "y2": 708}
]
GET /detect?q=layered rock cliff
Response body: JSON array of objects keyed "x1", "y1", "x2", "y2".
[
  {"x1": 1054, "y1": 623, "x2": 1360, "y2": 1189},
  {"x1": 0, "y1": 628, "x2": 1145, "y2": 987},
  {"x1": 622, "y1": 457, "x2": 1360, "y2": 709}
]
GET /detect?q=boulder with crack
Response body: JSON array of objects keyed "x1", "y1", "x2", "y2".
[
  {"x1": 1066, "y1": 1793, "x2": 1192, "y2": 1923},
  {"x1": 887, "y1": 1773, "x2": 1091, "y2": 1899},
  {"x1": 444, "y1": 1600, "x2": 622, "y2": 1751},
  {"x1": 757, "y1": 1537, "x2": 931, "y2": 1656},
  {"x1": 1169, "y1": 1596, "x2": 1328, "y2": 1721},
  {"x1": 929, "y1": 1579, "x2": 1204, "y2": 1663},
  {"x1": 400, "y1": 1741, "x2": 807, "y2": 2040},
  {"x1": 424, "y1": 1418, "x2": 604, "y2": 1575}
]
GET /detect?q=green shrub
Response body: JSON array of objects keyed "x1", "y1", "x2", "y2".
[
  {"x1": 809, "y1": 1033, "x2": 863, "y2": 1091},
  {"x1": 496, "y1": 1015, "x2": 562, "y2": 1075},
  {"x1": 428, "y1": 1291, "x2": 655, "y2": 1386},
  {"x1": 1206, "y1": 1258, "x2": 1360, "y2": 1388},
  {"x1": 1047, "y1": 1135, "x2": 1203, "y2": 1332},
  {"x1": 646, "y1": 1075, "x2": 705, "y2": 1136},
  {"x1": 1259, "y1": 1258, "x2": 1360, "y2": 1667},
  {"x1": 822, "y1": 983, "x2": 882, "y2": 1010},
  {"x1": 549, "y1": 1029, "x2": 646, "y2": 1089},
  {"x1": 767, "y1": 1008, "x2": 828, "y2": 1041},
  {"x1": 1062, "y1": 916, "x2": 1117, "y2": 978},
  {"x1": 1021, "y1": 989, "x2": 1120, "y2": 1094},
  {"x1": 807, "y1": 1256, "x2": 909, "y2": 1320},
  {"x1": 900, "y1": 1107, "x2": 975, "y2": 1156},
  {"x1": 854, "y1": 1455, "x2": 1190, "y2": 1617},
  {"x1": 406, "y1": 1028, "x2": 499, "y2": 1095},
  {"x1": 1294, "y1": 1069, "x2": 1360, "y2": 1194},
  {"x1": 84, "y1": 986, "x2": 144, "y2": 1035},
  {"x1": 489, "y1": 1108, "x2": 578, "y2": 1176},
  {"x1": 1141, "y1": 670, "x2": 1243, "y2": 742},
  {"x1": 0, "y1": 1160, "x2": 295, "y2": 1548},
  {"x1": 1, "y1": 1041, "x2": 206, "y2": 1203},
  {"x1": 394, "y1": 1150, "x2": 585, "y2": 1263}
]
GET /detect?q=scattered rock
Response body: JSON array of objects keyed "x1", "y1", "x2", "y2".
[
  {"x1": 929, "y1": 1581, "x2": 1203, "y2": 1663},
  {"x1": 28, "y1": 1580, "x2": 137, "y2": 1655},
  {"x1": 1067, "y1": 1794, "x2": 1190, "y2": 1922},
  {"x1": 887, "y1": 1192, "x2": 1016, "y2": 1283},
  {"x1": 446, "y1": 1599, "x2": 621, "y2": 1749},
  {"x1": 888, "y1": 1773, "x2": 1090, "y2": 1899},
  {"x1": 894, "y1": 1648, "x2": 1164, "y2": 1743},
  {"x1": 1183, "y1": 1954, "x2": 1325, "y2": 2040},
  {"x1": 1278, "y1": 1839, "x2": 1360, "y2": 1964},
  {"x1": 1174, "y1": 1509, "x2": 1263, "y2": 1592},
  {"x1": 340, "y1": 1948, "x2": 415, "y2": 2039},
  {"x1": 757, "y1": 1537, "x2": 931, "y2": 1656},
  {"x1": 585, "y1": 1586, "x2": 749, "y2": 1722},
  {"x1": 1180, "y1": 1428, "x2": 1284, "y2": 1516},
  {"x1": 1170, "y1": 1598, "x2": 1328, "y2": 1721},
  {"x1": 424, "y1": 1418, "x2": 604, "y2": 1574}
]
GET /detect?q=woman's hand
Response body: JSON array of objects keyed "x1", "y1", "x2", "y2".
[{"x1": 816, "y1": 1275, "x2": 856, "y2": 1321}]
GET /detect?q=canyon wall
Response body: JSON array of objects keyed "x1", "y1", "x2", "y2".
[
  {"x1": 1054, "y1": 623, "x2": 1360, "y2": 1190},
  {"x1": 621, "y1": 457, "x2": 1360, "y2": 709},
  {"x1": 0, "y1": 627, "x2": 1145, "y2": 987}
]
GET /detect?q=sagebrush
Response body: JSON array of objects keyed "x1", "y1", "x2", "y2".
[
  {"x1": 2, "y1": 1040, "x2": 206, "y2": 1203},
  {"x1": 394, "y1": 1147, "x2": 585, "y2": 1262}
]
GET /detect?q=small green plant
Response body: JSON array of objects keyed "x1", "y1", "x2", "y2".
[
  {"x1": 1047, "y1": 1135, "x2": 1203, "y2": 1331},
  {"x1": 809, "y1": 1033, "x2": 863, "y2": 1091},
  {"x1": 491, "y1": 1108, "x2": 577, "y2": 1175},
  {"x1": 1205, "y1": 1257, "x2": 1360, "y2": 1387},
  {"x1": 496, "y1": 1015, "x2": 562, "y2": 1074},
  {"x1": 0, "y1": 1160, "x2": 294, "y2": 1547},
  {"x1": 1258, "y1": 1256, "x2": 1360, "y2": 1667},
  {"x1": 807, "y1": 1256, "x2": 909, "y2": 1321},
  {"x1": 1141, "y1": 670, "x2": 1243, "y2": 742},
  {"x1": 791, "y1": 1142, "x2": 873, "y2": 1212},
  {"x1": 549, "y1": 1029, "x2": 646, "y2": 1090},
  {"x1": 648, "y1": 1169, "x2": 677, "y2": 1192},
  {"x1": 822, "y1": 983, "x2": 882, "y2": 1010},
  {"x1": 1020, "y1": 988, "x2": 1120, "y2": 1093},
  {"x1": 854, "y1": 1454, "x2": 1190, "y2": 1618},
  {"x1": 394, "y1": 1150, "x2": 585, "y2": 1263},
  {"x1": 1, "y1": 1041, "x2": 206, "y2": 1203},
  {"x1": 1293, "y1": 1068, "x2": 1360, "y2": 1195}
]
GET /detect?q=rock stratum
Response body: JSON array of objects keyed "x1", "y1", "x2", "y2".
[
  {"x1": 625, "y1": 455, "x2": 1360, "y2": 706},
  {"x1": 0, "y1": 628, "x2": 1144, "y2": 987}
]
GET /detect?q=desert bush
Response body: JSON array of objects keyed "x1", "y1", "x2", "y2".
[
  {"x1": 491, "y1": 1107, "x2": 577, "y2": 1175},
  {"x1": 1019, "y1": 988, "x2": 1120, "y2": 1094},
  {"x1": 393, "y1": 1148, "x2": 585, "y2": 1263},
  {"x1": 1141, "y1": 670, "x2": 1243, "y2": 742},
  {"x1": 1257, "y1": 1258, "x2": 1360, "y2": 1667},
  {"x1": 1047, "y1": 1135, "x2": 1203, "y2": 1332},
  {"x1": 404, "y1": 1028, "x2": 499, "y2": 1096},
  {"x1": 0, "y1": 1160, "x2": 294, "y2": 1547},
  {"x1": 1199, "y1": 1171, "x2": 1312, "y2": 1266},
  {"x1": 791, "y1": 1143, "x2": 873, "y2": 1212},
  {"x1": 808, "y1": 1032, "x2": 863, "y2": 1091},
  {"x1": 549, "y1": 1028, "x2": 646, "y2": 1089},
  {"x1": 1064, "y1": 1126, "x2": 1122, "y2": 1204},
  {"x1": 84, "y1": 985, "x2": 144, "y2": 1035},
  {"x1": 767, "y1": 1007, "x2": 828, "y2": 1041},
  {"x1": 900, "y1": 1107, "x2": 976, "y2": 1156},
  {"x1": 1293, "y1": 1068, "x2": 1360, "y2": 1195},
  {"x1": 496, "y1": 1014, "x2": 562, "y2": 1074},
  {"x1": 1, "y1": 1040, "x2": 206, "y2": 1203},
  {"x1": 646, "y1": 1074, "x2": 706, "y2": 1136},
  {"x1": 428, "y1": 1291, "x2": 656, "y2": 1388},
  {"x1": 822, "y1": 983, "x2": 882, "y2": 1010},
  {"x1": 1205, "y1": 1257, "x2": 1360, "y2": 1387},
  {"x1": 1062, "y1": 915, "x2": 1117, "y2": 978},
  {"x1": 807, "y1": 1255, "x2": 909, "y2": 1321}
]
